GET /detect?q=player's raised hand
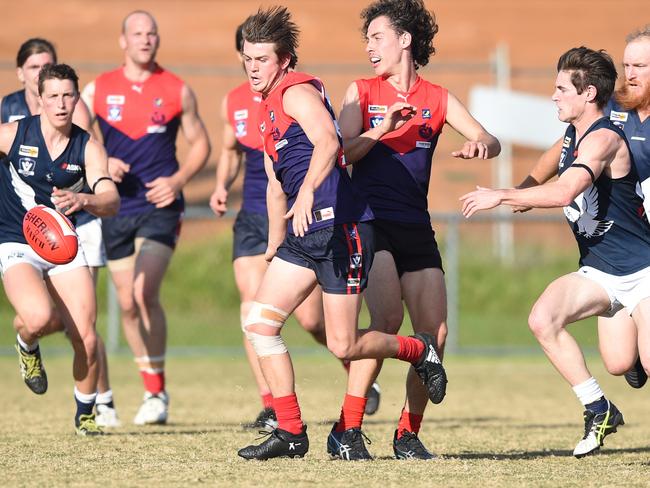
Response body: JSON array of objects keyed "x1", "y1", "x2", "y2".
[
  {"x1": 284, "y1": 187, "x2": 314, "y2": 237},
  {"x1": 145, "y1": 176, "x2": 181, "y2": 208},
  {"x1": 209, "y1": 186, "x2": 228, "y2": 217},
  {"x1": 452, "y1": 140, "x2": 489, "y2": 159},
  {"x1": 107, "y1": 157, "x2": 130, "y2": 182},
  {"x1": 460, "y1": 186, "x2": 502, "y2": 218},
  {"x1": 379, "y1": 102, "x2": 417, "y2": 134}
]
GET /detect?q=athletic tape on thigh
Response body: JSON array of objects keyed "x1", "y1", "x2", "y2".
[{"x1": 243, "y1": 302, "x2": 289, "y2": 356}]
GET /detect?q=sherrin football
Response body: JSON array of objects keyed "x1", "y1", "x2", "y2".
[{"x1": 22, "y1": 205, "x2": 78, "y2": 265}]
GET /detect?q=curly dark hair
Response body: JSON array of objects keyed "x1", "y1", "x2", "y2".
[{"x1": 361, "y1": 0, "x2": 438, "y2": 69}]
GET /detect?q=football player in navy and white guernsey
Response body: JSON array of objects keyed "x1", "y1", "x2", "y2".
[
  {"x1": 0, "y1": 63, "x2": 119, "y2": 435},
  {"x1": 335, "y1": 0, "x2": 500, "y2": 460},
  {"x1": 209, "y1": 25, "x2": 381, "y2": 433},
  {"x1": 236, "y1": 7, "x2": 446, "y2": 461},
  {"x1": 515, "y1": 28, "x2": 650, "y2": 391},
  {"x1": 82, "y1": 11, "x2": 211, "y2": 426},
  {"x1": 461, "y1": 47, "x2": 650, "y2": 458},
  {"x1": 1, "y1": 37, "x2": 122, "y2": 428}
]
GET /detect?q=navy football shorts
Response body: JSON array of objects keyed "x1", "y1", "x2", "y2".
[
  {"x1": 232, "y1": 209, "x2": 268, "y2": 260},
  {"x1": 373, "y1": 219, "x2": 443, "y2": 276},
  {"x1": 275, "y1": 221, "x2": 374, "y2": 294}
]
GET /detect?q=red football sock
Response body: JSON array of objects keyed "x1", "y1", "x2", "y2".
[
  {"x1": 273, "y1": 394, "x2": 304, "y2": 435},
  {"x1": 394, "y1": 336, "x2": 425, "y2": 364},
  {"x1": 335, "y1": 394, "x2": 367, "y2": 432},
  {"x1": 396, "y1": 408, "x2": 424, "y2": 438},
  {"x1": 140, "y1": 370, "x2": 165, "y2": 394},
  {"x1": 261, "y1": 393, "x2": 274, "y2": 409}
]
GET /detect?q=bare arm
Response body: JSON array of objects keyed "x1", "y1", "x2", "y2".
[
  {"x1": 71, "y1": 97, "x2": 92, "y2": 131},
  {"x1": 0, "y1": 122, "x2": 19, "y2": 156},
  {"x1": 145, "y1": 83, "x2": 211, "y2": 208},
  {"x1": 210, "y1": 96, "x2": 242, "y2": 217},
  {"x1": 264, "y1": 151, "x2": 287, "y2": 262},
  {"x1": 446, "y1": 92, "x2": 500, "y2": 159},
  {"x1": 52, "y1": 139, "x2": 119, "y2": 217},
  {"x1": 339, "y1": 81, "x2": 416, "y2": 164},
  {"x1": 460, "y1": 129, "x2": 619, "y2": 217},
  {"x1": 283, "y1": 83, "x2": 341, "y2": 236}
]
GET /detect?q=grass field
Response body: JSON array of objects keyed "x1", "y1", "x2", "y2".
[{"x1": 1, "y1": 352, "x2": 649, "y2": 487}]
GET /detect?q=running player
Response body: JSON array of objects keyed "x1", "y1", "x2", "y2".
[
  {"x1": 335, "y1": 0, "x2": 500, "y2": 460},
  {"x1": 82, "y1": 11, "x2": 211, "y2": 425},
  {"x1": 0, "y1": 63, "x2": 119, "y2": 435},
  {"x1": 236, "y1": 6, "x2": 445, "y2": 461},
  {"x1": 209, "y1": 25, "x2": 381, "y2": 430},
  {"x1": 514, "y1": 27, "x2": 650, "y2": 390},
  {"x1": 461, "y1": 46, "x2": 650, "y2": 457},
  {"x1": 1, "y1": 37, "x2": 121, "y2": 428}
]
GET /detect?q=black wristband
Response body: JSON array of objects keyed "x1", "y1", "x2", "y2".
[{"x1": 91, "y1": 176, "x2": 113, "y2": 194}]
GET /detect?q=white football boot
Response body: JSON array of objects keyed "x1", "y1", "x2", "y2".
[{"x1": 133, "y1": 391, "x2": 169, "y2": 425}]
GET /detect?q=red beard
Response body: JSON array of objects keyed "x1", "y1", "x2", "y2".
[{"x1": 615, "y1": 80, "x2": 650, "y2": 111}]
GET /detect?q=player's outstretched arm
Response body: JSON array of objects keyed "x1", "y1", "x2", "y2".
[
  {"x1": 283, "y1": 83, "x2": 340, "y2": 237},
  {"x1": 339, "y1": 81, "x2": 416, "y2": 164},
  {"x1": 210, "y1": 95, "x2": 242, "y2": 217},
  {"x1": 264, "y1": 152, "x2": 287, "y2": 262},
  {"x1": 446, "y1": 92, "x2": 500, "y2": 159}
]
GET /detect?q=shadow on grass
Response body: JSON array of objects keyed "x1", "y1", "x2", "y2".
[{"x1": 448, "y1": 445, "x2": 650, "y2": 460}]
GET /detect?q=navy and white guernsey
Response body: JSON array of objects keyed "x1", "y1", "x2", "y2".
[
  {"x1": 0, "y1": 115, "x2": 89, "y2": 244},
  {"x1": 0, "y1": 89, "x2": 30, "y2": 123},
  {"x1": 559, "y1": 117, "x2": 650, "y2": 275},
  {"x1": 605, "y1": 99, "x2": 650, "y2": 212}
]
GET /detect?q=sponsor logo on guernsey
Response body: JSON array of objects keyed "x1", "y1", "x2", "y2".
[
  {"x1": 562, "y1": 136, "x2": 571, "y2": 148},
  {"x1": 18, "y1": 157, "x2": 35, "y2": 176},
  {"x1": 271, "y1": 127, "x2": 281, "y2": 141},
  {"x1": 60, "y1": 162, "x2": 82, "y2": 173},
  {"x1": 631, "y1": 136, "x2": 646, "y2": 141},
  {"x1": 559, "y1": 148, "x2": 567, "y2": 168},
  {"x1": 422, "y1": 108, "x2": 431, "y2": 119},
  {"x1": 153, "y1": 97, "x2": 163, "y2": 107},
  {"x1": 106, "y1": 95, "x2": 125, "y2": 105},
  {"x1": 107, "y1": 105, "x2": 122, "y2": 122},
  {"x1": 274, "y1": 139, "x2": 288, "y2": 150},
  {"x1": 416, "y1": 141, "x2": 432, "y2": 149},
  {"x1": 313, "y1": 206, "x2": 334, "y2": 222},
  {"x1": 610, "y1": 111, "x2": 628, "y2": 122},
  {"x1": 370, "y1": 116, "x2": 384, "y2": 128},
  {"x1": 418, "y1": 123, "x2": 434, "y2": 140},
  {"x1": 8, "y1": 115, "x2": 25, "y2": 122},
  {"x1": 147, "y1": 125, "x2": 167, "y2": 134},
  {"x1": 368, "y1": 105, "x2": 387, "y2": 114},
  {"x1": 253, "y1": 96, "x2": 262, "y2": 103},
  {"x1": 236, "y1": 120, "x2": 247, "y2": 137},
  {"x1": 350, "y1": 253, "x2": 362, "y2": 269},
  {"x1": 234, "y1": 109, "x2": 248, "y2": 121},
  {"x1": 18, "y1": 145, "x2": 38, "y2": 157},
  {"x1": 131, "y1": 84, "x2": 143, "y2": 94},
  {"x1": 347, "y1": 278, "x2": 361, "y2": 287}
]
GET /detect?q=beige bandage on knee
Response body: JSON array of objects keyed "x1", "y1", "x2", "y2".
[{"x1": 243, "y1": 302, "x2": 289, "y2": 357}]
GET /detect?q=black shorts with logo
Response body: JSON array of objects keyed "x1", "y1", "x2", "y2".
[
  {"x1": 102, "y1": 207, "x2": 183, "y2": 260},
  {"x1": 373, "y1": 219, "x2": 443, "y2": 276},
  {"x1": 232, "y1": 209, "x2": 269, "y2": 260},
  {"x1": 275, "y1": 221, "x2": 374, "y2": 294}
]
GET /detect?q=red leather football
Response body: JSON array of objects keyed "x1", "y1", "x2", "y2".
[{"x1": 22, "y1": 205, "x2": 78, "y2": 265}]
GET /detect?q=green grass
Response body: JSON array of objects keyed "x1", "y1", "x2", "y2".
[{"x1": 1, "y1": 354, "x2": 648, "y2": 487}]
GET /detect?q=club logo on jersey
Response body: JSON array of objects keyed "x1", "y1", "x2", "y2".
[
  {"x1": 151, "y1": 112, "x2": 166, "y2": 125},
  {"x1": 147, "y1": 125, "x2": 167, "y2": 134},
  {"x1": 564, "y1": 185, "x2": 613, "y2": 238},
  {"x1": 106, "y1": 95, "x2": 125, "y2": 105},
  {"x1": 60, "y1": 162, "x2": 82, "y2": 173},
  {"x1": 236, "y1": 120, "x2": 247, "y2": 137},
  {"x1": 18, "y1": 145, "x2": 38, "y2": 157},
  {"x1": 418, "y1": 123, "x2": 434, "y2": 140},
  {"x1": 347, "y1": 278, "x2": 361, "y2": 287},
  {"x1": 234, "y1": 109, "x2": 248, "y2": 121},
  {"x1": 422, "y1": 108, "x2": 431, "y2": 119},
  {"x1": 347, "y1": 226, "x2": 357, "y2": 239},
  {"x1": 275, "y1": 139, "x2": 288, "y2": 151},
  {"x1": 313, "y1": 206, "x2": 334, "y2": 222},
  {"x1": 368, "y1": 105, "x2": 387, "y2": 114},
  {"x1": 562, "y1": 136, "x2": 571, "y2": 148},
  {"x1": 610, "y1": 111, "x2": 628, "y2": 123},
  {"x1": 153, "y1": 98, "x2": 163, "y2": 107},
  {"x1": 271, "y1": 127, "x2": 281, "y2": 141},
  {"x1": 416, "y1": 141, "x2": 432, "y2": 148},
  {"x1": 8, "y1": 115, "x2": 25, "y2": 122},
  {"x1": 18, "y1": 157, "x2": 35, "y2": 176},
  {"x1": 349, "y1": 253, "x2": 362, "y2": 269},
  {"x1": 107, "y1": 105, "x2": 122, "y2": 122},
  {"x1": 269, "y1": 110, "x2": 275, "y2": 122},
  {"x1": 370, "y1": 116, "x2": 384, "y2": 128}
]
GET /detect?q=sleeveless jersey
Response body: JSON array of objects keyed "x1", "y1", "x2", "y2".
[
  {"x1": 226, "y1": 82, "x2": 266, "y2": 215},
  {"x1": 258, "y1": 71, "x2": 372, "y2": 235},
  {"x1": 559, "y1": 117, "x2": 650, "y2": 275},
  {"x1": 351, "y1": 76, "x2": 447, "y2": 224},
  {"x1": 605, "y1": 99, "x2": 650, "y2": 213},
  {"x1": 1, "y1": 90, "x2": 30, "y2": 123},
  {"x1": 0, "y1": 115, "x2": 90, "y2": 244},
  {"x1": 93, "y1": 65, "x2": 184, "y2": 216}
]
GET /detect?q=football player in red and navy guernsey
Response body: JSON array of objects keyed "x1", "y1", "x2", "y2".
[
  {"x1": 336, "y1": 0, "x2": 500, "y2": 460},
  {"x1": 236, "y1": 6, "x2": 446, "y2": 461},
  {"x1": 210, "y1": 25, "x2": 381, "y2": 433},
  {"x1": 0, "y1": 64, "x2": 119, "y2": 435},
  {"x1": 82, "y1": 10, "x2": 210, "y2": 426}
]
